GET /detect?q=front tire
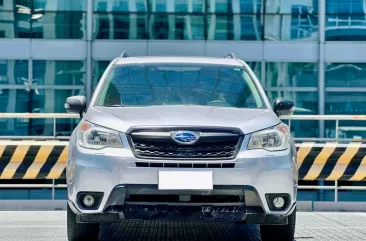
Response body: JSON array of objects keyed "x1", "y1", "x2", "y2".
[
  {"x1": 260, "y1": 209, "x2": 296, "y2": 241},
  {"x1": 67, "y1": 203, "x2": 100, "y2": 241}
]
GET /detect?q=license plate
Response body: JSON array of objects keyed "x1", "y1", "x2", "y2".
[{"x1": 158, "y1": 171, "x2": 213, "y2": 190}]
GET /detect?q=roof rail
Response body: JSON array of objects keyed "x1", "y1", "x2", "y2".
[
  {"x1": 224, "y1": 52, "x2": 237, "y2": 59},
  {"x1": 120, "y1": 51, "x2": 130, "y2": 58}
]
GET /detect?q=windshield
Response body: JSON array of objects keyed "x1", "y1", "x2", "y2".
[{"x1": 96, "y1": 63, "x2": 265, "y2": 109}]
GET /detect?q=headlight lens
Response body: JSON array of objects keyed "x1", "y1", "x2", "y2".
[
  {"x1": 77, "y1": 121, "x2": 123, "y2": 149},
  {"x1": 247, "y1": 124, "x2": 290, "y2": 151}
]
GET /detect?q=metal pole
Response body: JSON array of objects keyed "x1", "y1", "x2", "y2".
[
  {"x1": 334, "y1": 180, "x2": 338, "y2": 202},
  {"x1": 28, "y1": 59, "x2": 34, "y2": 136},
  {"x1": 318, "y1": 0, "x2": 326, "y2": 139},
  {"x1": 288, "y1": 119, "x2": 292, "y2": 132},
  {"x1": 86, "y1": 0, "x2": 93, "y2": 103},
  {"x1": 335, "y1": 119, "x2": 339, "y2": 142},
  {"x1": 318, "y1": 0, "x2": 326, "y2": 201},
  {"x1": 53, "y1": 117, "x2": 56, "y2": 139},
  {"x1": 52, "y1": 179, "x2": 55, "y2": 200}
]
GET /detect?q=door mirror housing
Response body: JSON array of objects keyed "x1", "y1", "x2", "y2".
[
  {"x1": 273, "y1": 99, "x2": 295, "y2": 116},
  {"x1": 65, "y1": 96, "x2": 87, "y2": 117}
]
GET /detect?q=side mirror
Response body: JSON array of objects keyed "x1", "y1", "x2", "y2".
[
  {"x1": 65, "y1": 96, "x2": 87, "y2": 117},
  {"x1": 273, "y1": 98, "x2": 295, "y2": 116}
]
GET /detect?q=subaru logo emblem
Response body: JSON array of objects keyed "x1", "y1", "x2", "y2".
[{"x1": 171, "y1": 131, "x2": 200, "y2": 145}]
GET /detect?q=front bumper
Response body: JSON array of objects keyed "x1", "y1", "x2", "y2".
[
  {"x1": 67, "y1": 134, "x2": 297, "y2": 222},
  {"x1": 71, "y1": 200, "x2": 294, "y2": 225}
]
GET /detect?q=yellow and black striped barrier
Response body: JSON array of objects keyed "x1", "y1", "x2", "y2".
[
  {"x1": 297, "y1": 142, "x2": 366, "y2": 181},
  {"x1": 0, "y1": 141, "x2": 68, "y2": 180},
  {"x1": 1, "y1": 141, "x2": 366, "y2": 181}
]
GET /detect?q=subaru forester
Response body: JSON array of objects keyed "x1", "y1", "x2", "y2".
[{"x1": 65, "y1": 53, "x2": 298, "y2": 241}]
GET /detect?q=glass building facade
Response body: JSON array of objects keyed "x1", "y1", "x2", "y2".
[{"x1": 1, "y1": 0, "x2": 366, "y2": 201}]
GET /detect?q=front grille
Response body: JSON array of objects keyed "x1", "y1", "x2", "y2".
[
  {"x1": 128, "y1": 129, "x2": 242, "y2": 160},
  {"x1": 134, "y1": 142, "x2": 238, "y2": 158},
  {"x1": 135, "y1": 162, "x2": 235, "y2": 168}
]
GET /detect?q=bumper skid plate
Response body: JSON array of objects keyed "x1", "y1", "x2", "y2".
[{"x1": 76, "y1": 205, "x2": 288, "y2": 225}]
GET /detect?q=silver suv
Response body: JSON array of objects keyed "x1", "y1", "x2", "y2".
[{"x1": 65, "y1": 53, "x2": 298, "y2": 241}]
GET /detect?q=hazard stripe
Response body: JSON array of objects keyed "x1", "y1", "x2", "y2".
[
  {"x1": 0, "y1": 145, "x2": 30, "y2": 179},
  {"x1": 0, "y1": 145, "x2": 17, "y2": 176},
  {"x1": 37, "y1": 146, "x2": 65, "y2": 179},
  {"x1": 316, "y1": 147, "x2": 344, "y2": 179},
  {"x1": 296, "y1": 142, "x2": 315, "y2": 168},
  {"x1": 326, "y1": 143, "x2": 361, "y2": 181},
  {"x1": 303, "y1": 143, "x2": 338, "y2": 180},
  {"x1": 46, "y1": 146, "x2": 68, "y2": 179},
  {"x1": 60, "y1": 168, "x2": 66, "y2": 179},
  {"x1": 342, "y1": 147, "x2": 366, "y2": 180},
  {"x1": 13, "y1": 146, "x2": 41, "y2": 179},
  {"x1": 298, "y1": 147, "x2": 322, "y2": 179},
  {"x1": 0, "y1": 145, "x2": 5, "y2": 159},
  {"x1": 349, "y1": 155, "x2": 366, "y2": 181},
  {"x1": 23, "y1": 145, "x2": 54, "y2": 179}
]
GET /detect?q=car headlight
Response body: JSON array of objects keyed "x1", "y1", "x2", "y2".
[
  {"x1": 77, "y1": 121, "x2": 123, "y2": 149},
  {"x1": 247, "y1": 124, "x2": 290, "y2": 151}
]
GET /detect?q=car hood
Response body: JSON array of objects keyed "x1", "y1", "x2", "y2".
[{"x1": 85, "y1": 106, "x2": 280, "y2": 134}]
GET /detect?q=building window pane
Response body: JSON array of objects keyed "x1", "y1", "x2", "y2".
[
  {"x1": 0, "y1": 0, "x2": 31, "y2": 11},
  {"x1": 0, "y1": 188, "x2": 68, "y2": 200},
  {"x1": 267, "y1": 91, "x2": 318, "y2": 138},
  {"x1": 265, "y1": 14, "x2": 318, "y2": 41},
  {"x1": 0, "y1": 190, "x2": 30, "y2": 199},
  {"x1": 288, "y1": 119, "x2": 319, "y2": 138},
  {"x1": 94, "y1": 0, "x2": 147, "y2": 12},
  {"x1": 207, "y1": 14, "x2": 263, "y2": 40},
  {"x1": 326, "y1": 0, "x2": 366, "y2": 14},
  {"x1": 339, "y1": 190, "x2": 366, "y2": 202},
  {"x1": 149, "y1": 0, "x2": 205, "y2": 13},
  {"x1": 326, "y1": 63, "x2": 366, "y2": 87},
  {"x1": 325, "y1": 91, "x2": 366, "y2": 139},
  {"x1": 0, "y1": 89, "x2": 84, "y2": 113},
  {"x1": 0, "y1": 89, "x2": 81, "y2": 136},
  {"x1": 149, "y1": 0, "x2": 167, "y2": 12},
  {"x1": 325, "y1": 92, "x2": 366, "y2": 114},
  {"x1": 93, "y1": 60, "x2": 110, "y2": 90},
  {"x1": 35, "y1": 89, "x2": 85, "y2": 112},
  {"x1": 0, "y1": 11, "x2": 31, "y2": 38},
  {"x1": 247, "y1": 62, "x2": 262, "y2": 83},
  {"x1": 325, "y1": 119, "x2": 366, "y2": 139},
  {"x1": 325, "y1": 14, "x2": 366, "y2": 41},
  {"x1": 149, "y1": 14, "x2": 205, "y2": 40},
  {"x1": 207, "y1": 0, "x2": 262, "y2": 14},
  {"x1": 266, "y1": 62, "x2": 318, "y2": 87},
  {"x1": 0, "y1": 89, "x2": 30, "y2": 113},
  {"x1": 93, "y1": 13, "x2": 148, "y2": 39},
  {"x1": 298, "y1": 189, "x2": 335, "y2": 201},
  {"x1": 1, "y1": 3, "x2": 87, "y2": 39},
  {"x1": 31, "y1": 12, "x2": 86, "y2": 39},
  {"x1": 33, "y1": 61, "x2": 86, "y2": 86},
  {"x1": 0, "y1": 116, "x2": 79, "y2": 136},
  {"x1": 33, "y1": 0, "x2": 86, "y2": 11},
  {"x1": 0, "y1": 60, "x2": 28, "y2": 85},
  {"x1": 267, "y1": 91, "x2": 318, "y2": 114},
  {"x1": 265, "y1": 0, "x2": 319, "y2": 14}
]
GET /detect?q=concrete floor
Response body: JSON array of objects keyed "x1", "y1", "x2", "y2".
[{"x1": 0, "y1": 211, "x2": 365, "y2": 241}]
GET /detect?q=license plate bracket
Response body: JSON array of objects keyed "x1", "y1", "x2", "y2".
[{"x1": 158, "y1": 171, "x2": 213, "y2": 190}]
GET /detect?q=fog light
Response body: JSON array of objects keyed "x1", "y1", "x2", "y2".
[
  {"x1": 83, "y1": 195, "x2": 95, "y2": 207},
  {"x1": 273, "y1": 197, "x2": 285, "y2": 209}
]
